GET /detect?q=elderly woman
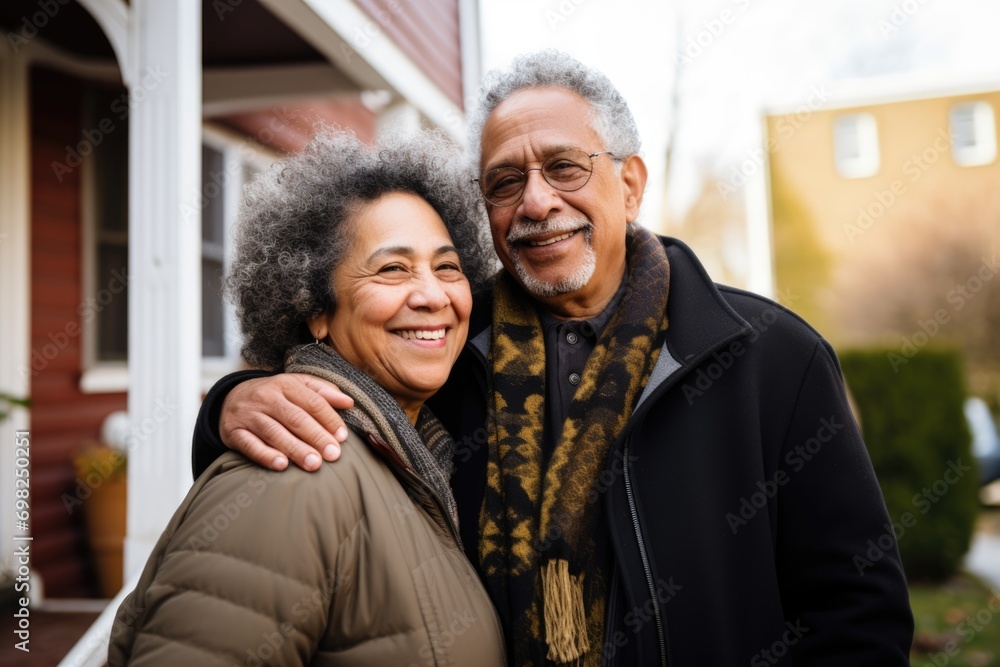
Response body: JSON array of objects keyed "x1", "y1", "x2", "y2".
[{"x1": 108, "y1": 130, "x2": 505, "y2": 666}]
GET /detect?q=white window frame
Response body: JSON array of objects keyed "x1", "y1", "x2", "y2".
[
  {"x1": 200, "y1": 140, "x2": 229, "y2": 360},
  {"x1": 199, "y1": 124, "x2": 276, "y2": 390},
  {"x1": 950, "y1": 101, "x2": 997, "y2": 167},
  {"x1": 833, "y1": 112, "x2": 880, "y2": 179},
  {"x1": 80, "y1": 94, "x2": 129, "y2": 393},
  {"x1": 80, "y1": 122, "x2": 277, "y2": 393}
]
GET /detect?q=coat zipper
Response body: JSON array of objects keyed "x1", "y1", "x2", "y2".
[{"x1": 623, "y1": 436, "x2": 667, "y2": 667}]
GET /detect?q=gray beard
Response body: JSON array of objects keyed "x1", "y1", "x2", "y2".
[{"x1": 508, "y1": 228, "x2": 597, "y2": 298}]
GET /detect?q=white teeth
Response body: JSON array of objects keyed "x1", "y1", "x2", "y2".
[
  {"x1": 528, "y1": 231, "x2": 574, "y2": 247},
  {"x1": 397, "y1": 329, "x2": 446, "y2": 340}
]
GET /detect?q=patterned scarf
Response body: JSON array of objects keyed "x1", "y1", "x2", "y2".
[
  {"x1": 478, "y1": 227, "x2": 671, "y2": 666},
  {"x1": 285, "y1": 343, "x2": 460, "y2": 537}
]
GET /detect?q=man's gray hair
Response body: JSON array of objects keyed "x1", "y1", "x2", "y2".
[
  {"x1": 466, "y1": 50, "x2": 642, "y2": 167},
  {"x1": 226, "y1": 128, "x2": 491, "y2": 370}
]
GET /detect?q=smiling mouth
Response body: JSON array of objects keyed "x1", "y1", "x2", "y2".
[
  {"x1": 525, "y1": 231, "x2": 577, "y2": 247},
  {"x1": 395, "y1": 328, "x2": 446, "y2": 341}
]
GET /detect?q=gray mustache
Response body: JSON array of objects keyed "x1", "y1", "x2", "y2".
[{"x1": 506, "y1": 218, "x2": 591, "y2": 244}]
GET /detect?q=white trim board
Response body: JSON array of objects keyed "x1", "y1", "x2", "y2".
[
  {"x1": 259, "y1": 0, "x2": 465, "y2": 141},
  {"x1": 202, "y1": 63, "x2": 359, "y2": 117},
  {"x1": 76, "y1": 0, "x2": 133, "y2": 86},
  {"x1": 0, "y1": 29, "x2": 32, "y2": 577},
  {"x1": 20, "y1": 38, "x2": 121, "y2": 84},
  {"x1": 764, "y1": 69, "x2": 1000, "y2": 117}
]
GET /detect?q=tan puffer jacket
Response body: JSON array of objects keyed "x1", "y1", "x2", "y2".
[{"x1": 108, "y1": 430, "x2": 506, "y2": 666}]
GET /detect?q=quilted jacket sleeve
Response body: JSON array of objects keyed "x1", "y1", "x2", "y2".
[{"x1": 109, "y1": 455, "x2": 361, "y2": 666}]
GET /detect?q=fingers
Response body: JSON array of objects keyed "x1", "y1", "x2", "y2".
[
  {"x1": 227, "y1": 428, "x2": 289, "y2": 471},
  {"x1": 299, "y1": 375, "x2": 355, "y2": 410},
  {"x1": 219, "y1": 374, "x2": 350, "y2": 472},
  {"x1": 251, "y1": 412, "x2": 326, "y2": 471},
  {"x1": 288, "y1": 375, "x2": 353, "y2": 460},
  {"x1": 281, "y1": 375, "x2": 349, "y2": 461}
]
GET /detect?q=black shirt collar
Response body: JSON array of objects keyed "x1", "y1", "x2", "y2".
[{"x1": 537, "y1": 273, "x2": 628, "y2": 339}]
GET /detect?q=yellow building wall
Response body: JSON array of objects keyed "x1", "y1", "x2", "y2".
[{"x1": 766, "y1": 89, "x2": 1000, "y2": 341}]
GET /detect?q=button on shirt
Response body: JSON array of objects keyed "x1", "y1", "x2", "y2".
[{"x1": 537, "y1": 279, "x2": 628, "y2": 459}]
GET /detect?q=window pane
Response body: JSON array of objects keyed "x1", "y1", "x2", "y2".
[
  {"x1": 951, "y1": 102, "x2": 997, "y2": 167},
  {"x1": 202, "y1": 145, "x2": 226, "y2": 244},
  {"x1": 833, "y1": 113, "x2": 879, "y2": 178},
  {"x1": 952, "y1": 107, "x2": 976, "y2": 150},
  {"x1": 89, "y1": 90, "x2": 129, "y2": 235},
  {"x1": 202, "y1": 257, "x2": 225, "y2": 357},
  {"x1": 87, "y1": 87, "x2": 130, "y2": 363},
  {"x1": 96, "y1": 243, "x2": 129, "y2": 361}
]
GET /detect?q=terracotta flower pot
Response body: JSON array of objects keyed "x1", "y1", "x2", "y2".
[{"x1": 83, "y1": 473, "x2": 127, "y2": 598}]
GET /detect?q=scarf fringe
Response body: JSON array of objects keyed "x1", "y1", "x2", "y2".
[{"x1": 543, "y1": 559, "x2": 590, "y2": 663}]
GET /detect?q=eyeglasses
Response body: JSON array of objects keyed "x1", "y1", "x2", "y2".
[{"x1": 473, "y1": 149, "x2": 615, "y2": 207}]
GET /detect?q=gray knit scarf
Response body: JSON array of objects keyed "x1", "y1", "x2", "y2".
[{"x1": 284, "y1": 343, "x2": 460, "y2": 538}]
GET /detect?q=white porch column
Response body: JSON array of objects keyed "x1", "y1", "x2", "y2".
[
  {"x1": 457, "y1": 0, "x2": 482, "y2": 128},
  {"x1": 0, "y1": 35, "x2": 32, "y2": 576},
  {"x1": 124, "y1": 0, "x2": 202, "y2": 577}
]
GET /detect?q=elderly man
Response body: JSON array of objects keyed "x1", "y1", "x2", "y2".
[{"x1": 193, "y1": 51, "x2": 912, "y2": 665}]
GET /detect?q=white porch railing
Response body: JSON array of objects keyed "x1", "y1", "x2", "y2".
[{"x1": 58, "y1": 570, "x2": 140, "y2": 667}]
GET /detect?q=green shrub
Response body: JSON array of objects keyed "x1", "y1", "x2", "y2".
[{"x1": 840, "y1": 347, "x2": 977, "y2": 582}]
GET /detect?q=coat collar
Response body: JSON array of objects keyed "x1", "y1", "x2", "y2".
[
  {"x1": 465, "y1": 235, "x2": 753, "y2": 384},
  {"x1": 659, "y1": 236, "x2": 752, "y2": 368},
  {"x1": 632, "y1": 236, "x2": 753, "y2": 411}
]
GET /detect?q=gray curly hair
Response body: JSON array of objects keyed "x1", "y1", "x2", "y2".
[
  {"x1": 227, "y1": 128, "x2": 491, "y2": 370},
  {"x1": 466, "y1": 50, "x2": 642, "y2": 168}
]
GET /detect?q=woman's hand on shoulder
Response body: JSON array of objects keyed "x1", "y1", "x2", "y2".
[{"x1": 220, "y1": 373, "x2": 354, "y2": 472}]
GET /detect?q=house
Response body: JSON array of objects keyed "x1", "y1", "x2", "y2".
[
  {"x1": 0, "y1": 0, "x2": 478, "y2": 659},
  {"x1": 761, "y1": 73, "x2": 1000, "y2": 339}
]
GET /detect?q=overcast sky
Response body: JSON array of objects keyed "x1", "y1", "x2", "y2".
[{"x1": 478, "y1": 0, "x2": 1000, "y2": 222}]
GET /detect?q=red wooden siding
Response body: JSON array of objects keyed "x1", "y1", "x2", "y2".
[
  {"x1": 29, "y1": 68, "x2": 127, "y2": 598},
  {"x1": 215, "y1": 97, "x2": 377, "y2": 154},
  {"x1": 354, "y1": 0, "x2": 464, "y2": 107}
]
